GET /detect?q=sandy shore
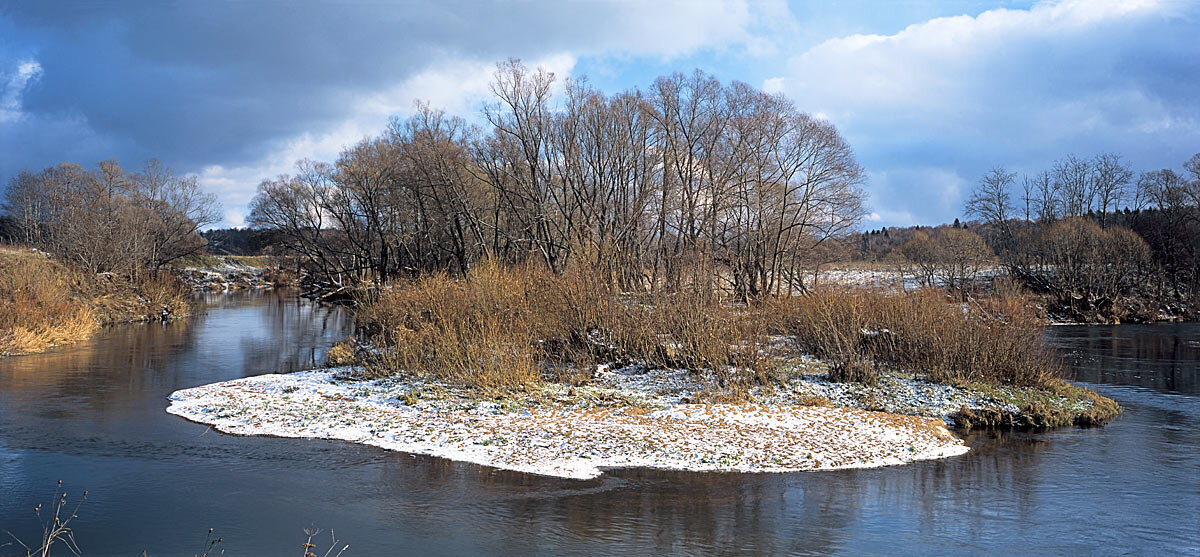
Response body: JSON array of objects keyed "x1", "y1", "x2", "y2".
[{"x1": 167, "y1": 368, "x2": 969, "y2": 480}]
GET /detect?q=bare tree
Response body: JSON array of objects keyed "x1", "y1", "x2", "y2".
[
  {"x1": 964, "y1": 166, "x2": 1015, "y2": 236},
  {"x1": 1031, "y1": 170, "x2": 1057, "y2": 223},
  {"x1": 1052, "y1": 154, "x2": 1093, "y2": 217},
  {"x1": 935, "y1": 227, "x2": 994, "y2": 297},
  {"x1": 1020, "y1": 174, "x2": 1034, "y2": 222},
  {"x1": 245, "y1": 59, "x2": 867, "y2": 296},
  {"x1": 1091, "y1": 152, "x2": 1133, "y2": 227},
  {"x1": 480, "y1": 58, "x2": 566, "y2": 272},
  {"x1": 4, "y1": 159, "x2": 218, "y2": 276}
]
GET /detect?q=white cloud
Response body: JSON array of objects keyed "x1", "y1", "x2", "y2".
[
  {"x1": 0, "y1": 59, "x2": 42, "y2": 123},
  {"x1": 786, "y1": 0, "x2": 1171, "y2": 120},
  {"x1": 867, "y1": 167, "x2": 967, "y2": 224},
  {"x1": 197, "y1": 54, "x2": 580, "y2": 227},
  {"x1": 762, "y1": 77, "x2": 785, "y2": 94},
  {"x1": 600, "y1": 0, "x2": 758, "y2": 58},
  {"x1": 182, "y1": 1, "x2": 781, "y2": 228},
  {"x1": 4, "y1": 1, "x2": 780, "y2": 227},
  {"x1": 773, "y1": 0, "x2": 1200, "y2": 226}
]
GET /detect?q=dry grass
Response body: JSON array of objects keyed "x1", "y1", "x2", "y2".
[
  {"x1": 769, "y1": 286, "x2": 1062, "y2": 387},
  {"x1": 84, "y1": 271, "x2": 190, "y2": 324},
  {"x1": 356, "y1": 262, "x2": 1059, "y2": 395},
  {"x1": 355, "y1": 261, "x2": 773, "y2": 392},
  {"x1": 357, "y1": 262, "x2": 542, "y2": 389},
  {"x1": 324, "y1": 338, "x2": 359, "y2": 367},
  {"x1": 1, "y1": 249, "x2": 192, "y2": 356},
  {"x1": 337, "y1": 261, "x2": 1112, "y2": 430},
  {"x1": 0, "y1": 252, "x2": 98, "y2": 355}
]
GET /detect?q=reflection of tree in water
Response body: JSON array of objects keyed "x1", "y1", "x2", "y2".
[
  {"x1": 370, "y1": 454, "x2": 860, "y2": 554},
  {"x1": 908, "y1": 430, "x2": 1050, "y2": 545},
  {"x1": 360, "y1": 430, "x2": 1073, "y2": 554},
  {"x1": 0, "y1": 313, "x2": 196, "y2": 396},
  {"x1": 1053, "y1": 324, "x2": 1200, "y2": 394},
  {"x1": 0, "y1": 290, "x2": 352, "y2": 419},
  {"x1": 239, "y1": 292, "x2": 354, "y2": 375}
]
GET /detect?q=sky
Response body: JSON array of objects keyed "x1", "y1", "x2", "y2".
[{"x1": 1, "y1": 0, "x2": 1197, "y2": 228}]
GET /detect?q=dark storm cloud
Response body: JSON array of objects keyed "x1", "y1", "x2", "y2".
[{"x1": 0, "y1": 0, "x2": 752, "y2": 187}]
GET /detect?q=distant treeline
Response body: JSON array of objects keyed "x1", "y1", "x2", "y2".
[
  {"x1": 853, "y1": 152, "x2": 1200, "y2": 320},
  {"x1": 199, "y1": 227, "x2": 281, "y2": 256},
  {"x1": 247, "y1": 59, "x2": 868, "y2": 299}
]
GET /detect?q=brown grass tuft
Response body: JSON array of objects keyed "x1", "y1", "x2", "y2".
[
  {"x1": 324, "y1": 338, "x2": 359, "y2": 367},
  {"x1": 0, "y1": 253, "x2": 98, "y2": 354},
  {"x1": 356, "y1": 262, "x2": 1064, "y2": 393},
  {"x1": 356, "y1": 261, "x2": 776, "y2": 391}
]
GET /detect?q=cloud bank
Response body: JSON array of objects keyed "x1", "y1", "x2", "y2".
[
  {"x1": 0, "y1": 1, "x2": 766, "y2": 225},
  {"x1": 772, "y1": 0, "x2": 1200, "y2": 225},
  {"x1": 2, "y1": 0, "x2": 1198, "y2": 228}
]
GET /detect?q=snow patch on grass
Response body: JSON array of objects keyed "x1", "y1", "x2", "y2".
[{"x1": 167, "y1": 368, "x2": 969, "y2": 480}]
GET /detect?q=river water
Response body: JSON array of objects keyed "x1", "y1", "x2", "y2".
[{"x1": 1, "y1": 292, "x2": 1197, "y2": 555}]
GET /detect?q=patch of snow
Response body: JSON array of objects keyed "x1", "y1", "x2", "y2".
[{"x1": 167, "y1": 368, "x2": 970, "y2": 480}]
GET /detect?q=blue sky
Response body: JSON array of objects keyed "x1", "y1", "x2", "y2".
[{"x1": 1, "y1": 0, "x2": 1197, "y2": 228}]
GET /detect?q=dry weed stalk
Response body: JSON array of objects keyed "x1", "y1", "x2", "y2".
[
  {"x1": 2, "y1": 480, "x2": 87, "y2": 557},
  {"x1": 301, "y1": 528, "x2": 348, "y2": 557}
]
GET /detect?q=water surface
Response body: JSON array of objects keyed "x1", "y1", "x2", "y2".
[{"x1": 2, "y1": 295, "x2": 1197, "y2": 555}]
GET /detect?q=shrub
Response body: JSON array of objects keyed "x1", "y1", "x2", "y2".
[
  {"x1": 357, "y1": 262, "x2": 1059, "y2": 391},
  {"x1": 772, "y1": 287, "x2": 1061, "y2": 387},
  {"x1": 324, "y1": 338, "x2": 359, "y2": 367}
]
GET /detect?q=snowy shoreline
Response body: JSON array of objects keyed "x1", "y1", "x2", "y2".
[{"x1": 167, "y1": 367, "x2": 970, "y2": 480}]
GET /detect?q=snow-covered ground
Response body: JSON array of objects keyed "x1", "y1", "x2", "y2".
[
  {"x1": 810, "y1": 264, "x2": 1004, "y2": 291},
  {"x1": 167, "y1": 365, "x2": 975, "y2": 480},
  {"x1": 177, "y1": 256, "x2": 273, "y2": 290}
]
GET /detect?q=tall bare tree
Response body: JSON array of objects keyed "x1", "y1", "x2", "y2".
[
  {"x1": 964, "y1": 166, "x2": 1015, "y2": 237},
  {"x1": 1091, "y1": 152, "x2": 1133, "y2": 226}
]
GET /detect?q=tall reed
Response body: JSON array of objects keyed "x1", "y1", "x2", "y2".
[{"x1": 355, "y1": 261, "x2": 772, "y2": 389}]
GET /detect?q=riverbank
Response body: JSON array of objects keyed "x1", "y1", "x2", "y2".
[
  {"x1": 814, "y1": 262, "x2": 1198, "y2": 325},
  {"x1": 0, "y1": 247, "x2": 190, "y2": 356},
  {"x1": 0, "y1": 248, "x2": 301, "y2": 357},
  {"x1": 172, "y1": 254, "x2": 296, "y2": 291}
]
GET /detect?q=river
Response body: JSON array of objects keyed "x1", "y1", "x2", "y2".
[{"x1": 1, "y1": 292, "x2": 1197, "y2": 555}]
